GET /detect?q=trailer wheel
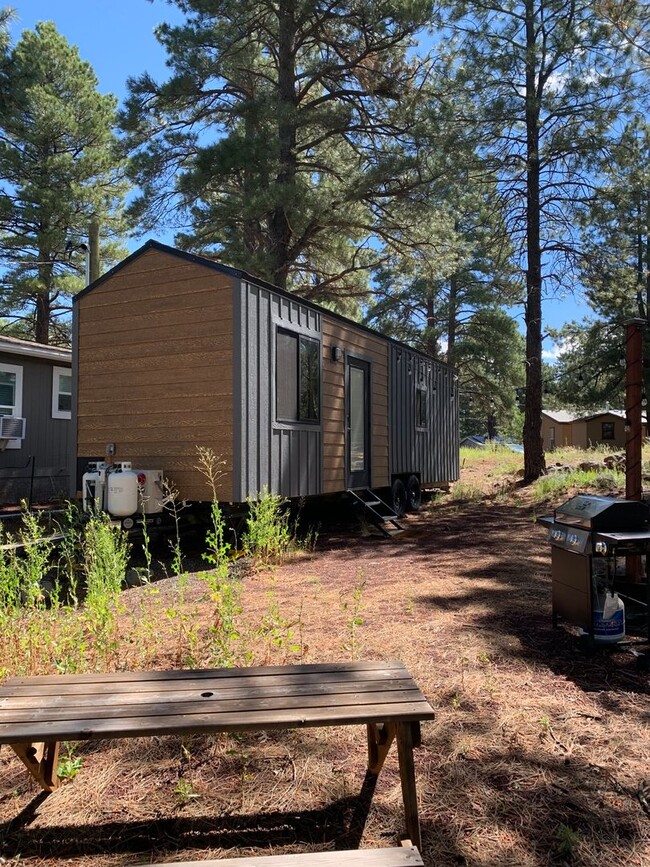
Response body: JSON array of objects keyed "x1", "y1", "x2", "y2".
[
  {"x1": 390, "y1": 478, "x2": 407, "y2": 517},
  {"x1": 406, "y1": 475, "x2": 422, "y2": 512}
]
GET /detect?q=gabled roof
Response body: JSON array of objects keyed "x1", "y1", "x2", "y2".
[
  {"x1": 0, "y1": 334, "x2": 71, "y2": 363},
  {"x1": 542, "y1": 410, "x2": 581, "y2": 423},
  {"x1": 73, "y1": 239, "x2": 455, "y2": 370}
]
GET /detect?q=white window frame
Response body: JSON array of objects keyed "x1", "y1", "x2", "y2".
[
  {"x1": 0, "y1": 362, "x2": 23, "y2": 449},
  {"x1": 52, "y1": 366, "x2": 72, "y2": 420}
]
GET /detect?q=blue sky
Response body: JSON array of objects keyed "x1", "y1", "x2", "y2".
[{"x1": 10, "y1": 1, "x2": 589, "y2": 349}]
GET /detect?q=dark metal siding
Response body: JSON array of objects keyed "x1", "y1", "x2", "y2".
[
  {"x1": 389, "y1": 347, "x2": 459, "y2": 485},
  {"x1": 0, "y1": 351, "x2": 72, "y2": 504},
  {"x1": 233, "y1": 280, "x2": 322, "y2": 501}
]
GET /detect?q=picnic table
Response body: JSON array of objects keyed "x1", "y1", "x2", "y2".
[{"x1": 0, "y1": 660, "x2": 435, "y2": 850}]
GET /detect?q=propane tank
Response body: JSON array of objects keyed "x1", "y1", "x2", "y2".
[
  {"x1": 106, "y1": 462, "x2": 139, "y2": 517},
  {"x1": 82, "y1": 462, "x2": 108, "y2": 513}
]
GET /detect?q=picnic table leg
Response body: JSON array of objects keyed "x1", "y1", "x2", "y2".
[
  {"x1": 395, "y1": 722, "x2": 422, "y2": 851},
  {"x1": 366, "y1": 722, "x2": 396, "y2": 775},
  {"x1": 10, "y1": 741, "x2": 60, "y2": 792}
]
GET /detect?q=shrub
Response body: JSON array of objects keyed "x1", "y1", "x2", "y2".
[{"x1": 242, "y1": 486, "x2": 292, "y2": 566}]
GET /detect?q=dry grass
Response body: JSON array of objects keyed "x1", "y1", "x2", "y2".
[{"x1": 1, "y1": 455, "x2": 650, "y2": 867}]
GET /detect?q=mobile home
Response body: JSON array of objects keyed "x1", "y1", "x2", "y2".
[
  {"x1": 0, "y1": 335, "x2": 72, "y2": 505},
  {"x1": 72, "y1": 241, "x2": 459, "y2": 515}
]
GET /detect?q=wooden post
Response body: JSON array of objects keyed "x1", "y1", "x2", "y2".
[
  {"x1": 366, "y1": 722, "x2": 395, "y2": 775},
  {"x1": 10, "y1": 741, "x2": 60, "y2": 791},
  {"x1": 395, "y1": 722, "x2": 422, "y2": 851}
]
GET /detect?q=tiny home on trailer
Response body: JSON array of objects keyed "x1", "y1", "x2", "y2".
[{"x1": 72, "y1": 240, "x2": 459, "y2": 519}]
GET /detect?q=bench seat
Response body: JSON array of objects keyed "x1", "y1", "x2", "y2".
[
  {"x1": 143, "y1": 845, "x2": 424, "y2": 866},
  {"x1": 0, "y1": 661, "x2": 434, "y2": 849}
]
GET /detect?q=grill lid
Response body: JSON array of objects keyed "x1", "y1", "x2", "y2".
[{"x1": 554, "y1": 494, "x2": 649, "y2": 531}]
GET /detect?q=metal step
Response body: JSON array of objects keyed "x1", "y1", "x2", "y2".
[{"x1": 347, "y1": 488, "x2": 405, "y2": 537}]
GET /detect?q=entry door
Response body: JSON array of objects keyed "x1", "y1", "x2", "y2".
[{"x1": 346, "y1": 357, "x2": 371, "y2": 489}]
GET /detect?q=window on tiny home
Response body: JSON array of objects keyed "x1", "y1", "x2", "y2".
[
  {"x1": 601, "y1": 421, "x2": 615, "y2": 441},
  {"x1": 276, "y1": 329, "x2": 320, "y2": 422},
  {"x1": 415, "y1": 386, "x2": 428, "y2": 428}
]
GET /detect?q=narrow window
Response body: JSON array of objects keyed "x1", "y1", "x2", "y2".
[
  {"x1": 52, "y1": 366, "x2": 72, "y2": 419},
  {"x1": 601, "y1": 421, "x2": 615, "y2": 441},
  {"x1": 416, "y1": 387, "x2": 428, "y2": 428},
  {"x1": 0, "y1": 362, "x2": 23, "y2": 449},
  {"x1": 276, "y1": 329, "x2": 320, "y2": 423}
]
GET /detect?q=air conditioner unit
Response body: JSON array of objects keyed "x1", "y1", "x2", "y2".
[{"x1": 0, "y1": 416, "x2": 26, "y2": 440}]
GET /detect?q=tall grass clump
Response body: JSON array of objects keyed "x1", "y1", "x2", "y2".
[
  {"x1": 81, "y1": 513, "x2": 130, "y2": 668},
  {"x1": 242, "y1": 486, "x2": 292, "y2": 566},
  {"x1": 195, "y1": 447, "x2": 244, "y2": 667},
  {"x1": 532, "y1": 468, "x2": 624, "y2": 502},
  {"x1": 451, "y1": 482, "x2": 484, "y2": 503}
]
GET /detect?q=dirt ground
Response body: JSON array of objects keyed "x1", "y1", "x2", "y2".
[{"x1": 1, "y1": 460, "x2": 650, "y2": 866}]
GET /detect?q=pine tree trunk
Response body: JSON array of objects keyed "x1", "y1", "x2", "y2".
[
  {"x1": 522, "y1": 0, "x2": 546, "y2": 482},
  {"x1": 426, "y1": 295, "x2": 437, "y2": 358},
  {"x1": 35, "y1": 253, "x2": 51, "y2": 344},
  {"x1": 447, "y1": 272, "x2": 458, "y2": 367},
  {"x1": 270, "y1": 0, "x2": 297, "y2": 290}
]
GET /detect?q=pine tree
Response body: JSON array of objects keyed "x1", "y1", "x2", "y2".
[
  {"x1": 122, "y1": 0, "x2": 445, "y2": 303},
  {"x1": 444, "y1": 0, "x2": 639, "y2": 479},
  {"x1": 0, "y1": 22, "x2": 128, "y2": 344}
]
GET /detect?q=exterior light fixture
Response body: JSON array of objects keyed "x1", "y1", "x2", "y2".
[
  {"x1": 643, "y1": 391, "x2": 648, "y2": 408},
  {"x1": 577, "y1": 372, "x2": 584, "y2": 387},
  {"x1": 330, "y1": 345, "x2": 343, "y2": 362},
  {"x1": 619, "y1": 352, "x2": 626, "y2": 367}
]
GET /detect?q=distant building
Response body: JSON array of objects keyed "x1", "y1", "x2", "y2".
[
  {"x1": 541, "y1": 409, "x2": 645, "y2": 451},
  {"x1": 0, "y1": 335, "x2": 72, "y2": 505}
]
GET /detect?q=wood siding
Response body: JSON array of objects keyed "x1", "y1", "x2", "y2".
[
  {"x1": 321, "y1": 317, "x2": 389, "y2": 493},
  {"x1": 76, "y1": 248, "x2": 234, "y2": 502},
  {"x1": 541, "y1": 416, "x2": 573, "y2": 450},
  {"x1": 0, "y1": 352, "x2": 71, "y2": 504},
  {"x1": 233, "y1": 281, "x2": 321, "y2": 500}
]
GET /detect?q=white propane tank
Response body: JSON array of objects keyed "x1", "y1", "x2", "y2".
[
  {"x1": 82, "y1": 462, "x2": 108, "y2": 513},
  {"x1": 134, "y1": 469, "x2": 164, "y2": 514},
  {"x1": 106, "y1": 462, "x2": 139, "y2": 517}
]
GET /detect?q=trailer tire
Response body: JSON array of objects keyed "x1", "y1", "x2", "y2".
[
  {"x1": 390, "y1": 478, "x2": 407, "y2": 517},
  {"x1": 406, "y1": 475, "x2": 422, "y2": 512}
]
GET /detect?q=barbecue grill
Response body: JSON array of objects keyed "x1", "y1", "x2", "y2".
[{"x1": 539, "y1": 494, "x2": 650, "y2": 640}]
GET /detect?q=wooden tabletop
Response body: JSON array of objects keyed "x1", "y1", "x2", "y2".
[{"x1": 0, "y1": 661, "x2": 435, "y2": 743}]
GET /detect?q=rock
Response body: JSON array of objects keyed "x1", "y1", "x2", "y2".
[
  {"x1": 547, "y1": 464, "x2": 573, "y2": 474},
  {"x1": 579, "y1": 461, "x2": 603, "y2": 471},
  {"x1": 125, "y1": 567, "x2": 148, "y2": 587}
]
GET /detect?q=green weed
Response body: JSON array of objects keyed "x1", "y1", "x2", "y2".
[
  {"x1": 57, "y1": 742, "x2": 83, "y2": 781},
  {"x1": 340, "y1": 576, "x2": 365, "y2": 658},
  {"x1": 242, "y1": 486, "x2": 292, "y2": 567}
]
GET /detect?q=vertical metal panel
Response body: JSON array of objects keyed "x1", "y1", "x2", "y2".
[
  {"x1": 389, "y1": 345, "x2": 459, "y2": 485},
  {"x1": 70, "y1": 308, "x2": 79, "y2": 496},
  {"x1": 237, "y1": 280, "x2": 321, "y2": 500},
  {"x1": 0, "y1": 351, "x2": 72, "y2": 504}
]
